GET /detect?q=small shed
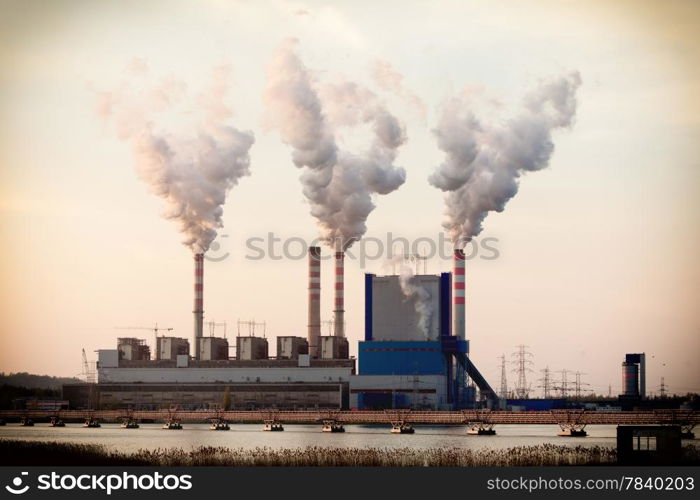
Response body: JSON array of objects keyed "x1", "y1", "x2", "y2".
[{"x1": 617, "y1": 425, "x2": 682, "y2": 465}]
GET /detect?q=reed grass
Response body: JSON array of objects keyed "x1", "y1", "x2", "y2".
[
  {"x1": 2, "y1": 439, "x2": 698, "y2": 466},
  {"x1": 0, "y1": 439, "x2": 615, "y2": 466}
]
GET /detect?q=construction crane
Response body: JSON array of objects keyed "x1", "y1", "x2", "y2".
[
  {"x1": 115, "y1": 323, "x2": 173, "y2": 353},
  {"x1": 82, "y1": 348, "x2": 96, "y2": 384}
]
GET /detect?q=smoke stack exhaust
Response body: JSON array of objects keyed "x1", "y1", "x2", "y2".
[
  {"x1": 453, "y1": 249, "x2": 465, "y2": 339},
  {"x1": 194, "y1": 253, "x2": 204, "y2": 354},
  {"x1": 333, "y1": 249, "x2": 345, "y2": 337},
  {"x1": 308, "y1": 246, "x2": 321, "y2": 357}
]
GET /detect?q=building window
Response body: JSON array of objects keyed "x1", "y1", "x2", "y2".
[{"x1": 632, "y1": 432, "x2": 657, "y2": 451}]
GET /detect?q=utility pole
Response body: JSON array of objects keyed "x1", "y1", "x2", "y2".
[
  {"x1": 511, "y1": 345, "x2": 533, "y2": 399},
  {"x1": 608, "y1": 384, "x2": 612, "y2": 398},
  {"x1": 498, "y1": 354, "x2": 508, "y2": 399},
  {"x1": 538, "y1": 367, "x2": 552, "y2": 398}
]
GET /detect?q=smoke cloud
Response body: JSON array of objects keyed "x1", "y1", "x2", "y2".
[
  {"x1": 370, "y1": 59, "x2": 427, "y2": 122},
  {"x1": 264, "y1": 39, "x2": 407, "y2": 250},
  {"x1": 97, "y1": 62, "x2": 254, "y2": 254},
  {"x1": 429, "y1": 72, "x2": 581, "y2": 243},
  {"x1": 398, "y1": 266, "x2": 434, "y2": 340}
]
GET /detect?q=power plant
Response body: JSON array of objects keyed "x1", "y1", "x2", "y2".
[{"x1": 64, "y1": 248, "x2": 497, "y2": 411}]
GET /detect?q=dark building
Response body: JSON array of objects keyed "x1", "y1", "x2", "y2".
[{"x1": 617, "y1": 425, "x2": 682, "y2": 465}]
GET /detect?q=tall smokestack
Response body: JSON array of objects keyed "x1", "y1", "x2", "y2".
[
  {"x1": 333, "y1": 249, "x2": 345, "y2": 337},
  {"x1": 453, "y1": 249, "x2": 465, "y2": 339},
  {"x1": 194, "y1": 253, "x2": 204, "y2": 355},
  {"x1": 308, "y1": 246, "x2": 321, "y2": 357}
]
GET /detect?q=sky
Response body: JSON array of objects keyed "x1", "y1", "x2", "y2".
[{"x1": 0, "y1": 0, "x2": 699, "y2": 397}]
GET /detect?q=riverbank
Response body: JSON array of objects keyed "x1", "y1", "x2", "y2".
[{"x1": 0, "y1": 439, "x2": 622, "y2": 466}]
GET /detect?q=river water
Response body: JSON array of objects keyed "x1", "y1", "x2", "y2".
[
  {"x1": 3, "y1": 424, "x2": 698, "y2": 453},
  {"x1": 0, "y1": 423, "x2": 633, "y2": 453}
]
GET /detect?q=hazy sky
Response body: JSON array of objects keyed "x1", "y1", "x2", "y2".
[{"x1": 1, "y1": 0, "x2": 699, "y2": 396}]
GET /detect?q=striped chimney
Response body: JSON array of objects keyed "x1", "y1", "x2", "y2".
[
  {"x1": 193, "y1": 253, "x2": 204, "y2": 354},
  {"x1": 453, "y1": 249, "x2": 466, "y2": 339},
  {"x1": 308, "y1": 246, "x2": 321, "y2": 357},
  {"x1": 333, "y1": 249, "x2": 345, "y2": 337}
]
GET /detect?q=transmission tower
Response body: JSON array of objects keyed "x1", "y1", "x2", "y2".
[
  {"x1": 553, "y1": 369, "x2": 571, "y2": 398},
  {"x1": 538, "y1": 367, "x2": 553, "y2": 398},
  {"x1": 573, "y1": 371, "x2": 589, "y2": 399},
  {"x1": 511, "y1": 345, "x2": 533, "y2": 399},
  {"x1": 498, "y1": 354, "x2": 508, "y2": 399},
  {"x1": 659, "y1": 377, "x2": 667, "y2": 398}
]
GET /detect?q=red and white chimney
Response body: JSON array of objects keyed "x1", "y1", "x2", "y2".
[
  {"x1": 333, "y1": 248, "x2": 345, "y2": 337},
  {"x1": 453, "y1": 249, "x2": 465, "y2": 339},
  {"x1": 193, "y1": 253, "x2": 204, "y2": 354},
  {"x1": 308, "y1": 246, "x2": 321, "y2": 357}
]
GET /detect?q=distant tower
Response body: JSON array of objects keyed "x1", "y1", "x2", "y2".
[
  {"x1": 498, "y1": 354, "x2": 508, "y2": 399},
  {"x1": 539, "y1": 367, "x2": 552, "y2": 398},
  {"x1": 659, "y1": 377, "x2": 667, "y2": 398},
  {"x1": 573, "y1": 371, "x2": 589, "y2": 399},
  {"x1": 511, "y1": 345, "x2": 533, "y2": 399},
  {"x1": 621, "y1": 353, "x2": 646, "y2": 398},
  {"x1": 555, "y1": 369, "x2": 571, "y2": 398}
]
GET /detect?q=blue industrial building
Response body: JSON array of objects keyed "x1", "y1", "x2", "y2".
[{"x1": 350, "y1": 272, "x2": 495, "y2": 410}]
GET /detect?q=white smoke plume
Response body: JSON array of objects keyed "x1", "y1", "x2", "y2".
[
  {"x1": 264, "y1": 39, "x2": 407, "y2": 250},
  {"x1": 96, "y1": 61, "x2": 255, "y2": 254},
  {"x1": 370, "y1": 59, "x2": 427, "y2": 122},
  {"x1": 429, "y1": 72, "x2": 581, "y2": 243},
  {"x1": 398, "y1": 266, "x2": 434, "y2": 340}
]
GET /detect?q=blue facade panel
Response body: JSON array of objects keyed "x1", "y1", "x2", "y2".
[
  {"x1": 364, "y1": 274, "x2": 374, "y2": 341},
  {"x1": 439, "y1": 336, "x2": 469, "y2": 355},
  {"x1": 506, "y1": 399, "x2": 567, "y2": 411},
  {"x1": 358, "y1": 341, "x2": 447, "y2": 375},
  {"x1": 440, "y1": 272, "x2": 451, "y2": 337},
  {"x1": 358, "y1": 392, "x2": 392, "y2": 409}
]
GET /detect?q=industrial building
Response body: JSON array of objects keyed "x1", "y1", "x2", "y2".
[
  {"x1": 64, "y1": 248, "x2": 496, "y2": 411},
  {"x1": 618, "y1": 352, "x2": 646, "y2": 410},
  {"x1": 64, "y1": 247, "x2": 354, "y2": 410},
  {"x1": 621, "y1": 353, "x2": 646, "y2": 398},
  {"x1": 350, "y1": 250, "x2": 497, "y2": 410}
]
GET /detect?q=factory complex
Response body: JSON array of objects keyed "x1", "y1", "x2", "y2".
[{"x1": 64, "y1": 247, "x2": 497, "y2": 411}]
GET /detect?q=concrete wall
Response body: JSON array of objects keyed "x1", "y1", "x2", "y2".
[
  {"x1": 236, "y1": 337, "x2": 268, "y2": 360},
  {"x1": 320, "y1": 336, "x2": 349, "y2": 359},
  {"x1": 65, "y1": 382, "x2": 347, "y2": 410},
  {"x1": 371, "y1": 275, "x2": 442, "y2": 341},
  {"x1": 199, "y1": 337, "x2": 228, "y2": 361},
  {"x1": 157, "y1": 337, "x2": 189, "y2": 360},
  {"x1": 98, "y1": 366, "x2": 354, "y2": 384},
  {"x1": 277, "y1": 336, "x2": 308, "y2": 359},
  {"x1": 98, "y1": 383, "x2": 345, "y2": 410},
  {"x1": 98, "y1": 350, "x2": 119, "y2": 368}
]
